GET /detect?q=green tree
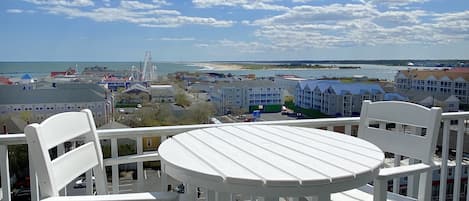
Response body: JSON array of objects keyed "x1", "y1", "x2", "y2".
[
  {"x1": 183, "y1": 102, "x2": 216, "y2": 124},
  {"x1": 284, "y1": 96, "x2": 294, "y2": 103},
  {"x1": 19, "y1": 111, "x2": 34, "y2": 124},
  {"x1": 175, "y1": 91, "x2": 191, "y2": 107}
]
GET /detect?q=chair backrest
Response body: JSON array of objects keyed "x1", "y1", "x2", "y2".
[
  {"x1": 25, "y1": 109, "x2": 108, "y2": 198},
  {"x1": 358, "y1": 100, "x2": 442, "y2": 164}
]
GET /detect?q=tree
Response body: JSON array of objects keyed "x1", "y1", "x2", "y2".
[
  {"x1": 19, "y1": 111, "x2": 34, "y2": 124},
  {"x1": 284, "y1": 96, "x2": 294, "y2": 103},
  {"x1": 184, "y1": 102, "x2": 216, "y2": 124},
  {"x1": 175, "y1": 91, "x2": 191, "y2": 107}
]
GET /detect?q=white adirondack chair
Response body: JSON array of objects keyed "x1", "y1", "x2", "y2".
[
  {"x1": 332, "y1": 100, "x2": 442, "y2": 201},
  {"x1": 25, "y1": 109, "x2": 178, "y2": 201}
]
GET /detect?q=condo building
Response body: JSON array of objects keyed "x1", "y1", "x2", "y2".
[
  {"x1": 209, "y1": 80, "x2": 283, "y2": 115},
  {"x1": 295, "y1": 80, "x2": 385, "y2": 117},
  {"x1": 0, "y1": 83, "x2": 112, "y2": 129},
  {"x1": 395, "y1": 68, "x2": 469, "y2": 107}
]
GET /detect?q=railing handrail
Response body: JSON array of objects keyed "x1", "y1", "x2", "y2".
[
  {"x1": 0, "y1": 117, "x2": 360, "y2": 145},
  {"x1": 2, "y1": 111, "x2": 469, "y2": 145},
  {"x1": 1, "y1": 111, "x2": 468, "y2": 146}
]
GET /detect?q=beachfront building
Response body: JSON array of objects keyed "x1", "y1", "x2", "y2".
[
  {"x1": 295, "y1": 80, "x2": 385, "y2": 117},
  {"x1": 210, "y1": 80, "x2": 283, "y2": 115},
  {"x1": 0, "y1": 83, "x2": 112, "y2": 131},
  {"x1": 274, "y1": 75, "x2": 307, "y2": 97},
  {"x1": 395, "y1": 68, "x2": 469, "y2": 106}
]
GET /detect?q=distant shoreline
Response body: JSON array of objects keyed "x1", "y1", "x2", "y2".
[
  {"x1": 192, "y1": 62, "x2": 361, "y2": 70},
  {"x1": 192, "y1": 63, "x2": 245, "y2": 70}
]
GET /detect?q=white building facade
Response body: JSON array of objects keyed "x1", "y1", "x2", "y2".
[
  {"x1": 210, "y1": 80, "x2": 283, "y2": 115},
  {"x1": 0, "y1": 83, "x2": 112, "y2": 127},
  {"x1": 295, "y1": 80, "x2": 385, "y2": 117},
  {"x1": 395, "y1": 69, "x2": 469, "y2": 105}
]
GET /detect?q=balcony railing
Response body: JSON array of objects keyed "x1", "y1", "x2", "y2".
[{"x1": 1, "y1": 111, "x2": 468, "y2": 201}]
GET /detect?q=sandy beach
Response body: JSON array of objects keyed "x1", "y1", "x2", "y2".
[{"x1": 193, "y1": 62, "x2": 245, "y2": 71}]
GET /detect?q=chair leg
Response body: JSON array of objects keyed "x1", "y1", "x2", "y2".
[{"x1": 373, "y1": 179, "x2": 387, "y2": 201}]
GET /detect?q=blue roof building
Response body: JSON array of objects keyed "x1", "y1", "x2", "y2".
[{"x1": 295, "y1": 80, "x2": 385, "y2": 117}]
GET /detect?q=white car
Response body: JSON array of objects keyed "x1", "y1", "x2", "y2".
[{"x1": 73, "y1": 176, "x2": 95, "y2": 188}]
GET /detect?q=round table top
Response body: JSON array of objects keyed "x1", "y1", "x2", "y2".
[{"x1": 159, "y1": 125, "x2": 384, "y2": 195}]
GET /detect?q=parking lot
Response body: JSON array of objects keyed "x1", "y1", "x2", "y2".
[{"x1": 217, "y1": 112, "x2": 299, "y2": 123}]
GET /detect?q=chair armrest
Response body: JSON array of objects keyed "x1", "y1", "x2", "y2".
[
  {"x1": 42, "y1": 192, "x2": 178, "y2": 201},
  {"x1": 103, "y1": 151, "x2": 160, "y2": 166},
  {"x1": 376, "y1": 163, "x2": 436, "y2": 181}
]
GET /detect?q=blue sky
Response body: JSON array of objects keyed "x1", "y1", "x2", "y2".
[{"x1": 1, "y1": 0, "x2": 468, "y2": 61}]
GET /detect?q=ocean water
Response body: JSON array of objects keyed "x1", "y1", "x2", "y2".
[
  {"x1": 0, "y1": 62, "x2": 201, "y2": 78},
  {"x1": 0, "y1": 62, "x2": 439, "y2": 81}
]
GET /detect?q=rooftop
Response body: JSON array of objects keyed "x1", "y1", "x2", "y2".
[{"x1": 398, "y1": 69, "x2": 469, "y2": 81}]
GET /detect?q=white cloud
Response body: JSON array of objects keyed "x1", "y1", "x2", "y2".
[
  {"x1": 6, "y1": 8, "x2": 36, "y2": 14},
  {"x1": 292, "y1": 0, "x2": 314, "y2": 3},
  {"x1": 120, "y1": 1, "x2": 160, "y2": 9},
  {"x1": 7, "y1": 9, "x2": 25, "y2": 13},
  {"x1": 102, "y1": 0, "x2": 111, "y2": 7},
  {"x1": 253, "y1": 4, "x2": 378, "y2": 26},
  {"x1": 34, "y1": 3, "x2": 234, "y2": 28},
  {"x1": 193, "y1": 0, "x2": 289, "y2": 11},
  {"x1": 24, "y1": 0, "x2": 95, "y2": 7},
  {"x1": 216, "y1": 39, "x2": 274, "y2": 53},
  {"x1": 246, "y1": 3, "x2": 469, "y2": 50},
  {"x1": 363, "y1": 0, "x2": 428, "y2": 7},
  {"x1": 373, "y1": 10, "x2": 427, "y2": 27},
  {"x1": 195, "y1": 43, "x2": 209, "y2": 47},
  {"x1": 242, "y1": 2, "x2": 289, "y2": 11},
  {"x1": 160, "y1": 37, "x2": 195, "y2": 41},
  {"x1": 152, "y1": 0, "x2": 170, "y2": 6}
]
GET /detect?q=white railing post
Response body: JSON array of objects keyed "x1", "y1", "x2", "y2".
[
  {"x1": 406, "y1": 158, "x2": 419, "y2": 198},
  {"x1": 393, "y1": 155, "x2": 401, "y2": 194},
  {"x1": 161, "y1": 135, "x2": 168, "y2": 192},
  {"x1": 327, "y1": 126, "x2": 333, "y2": 131},
  {"x1": 85, "y1": 170, "x2": 93, "y2": 195},
  {"x1": 344, "y1": 124, "x2": 352, "y2": 135},
  {"x1": 440, "y1": 120, "x2": 450, "y2": 201},
  {"x1": 136, "y1": 136, "x2": 144, "y2": 192},
  {"x1": 111, "y1": 138, "x2": 119, "y2": 193},
  {"x1": 28, "y1": 148, "x2": 39, "y2": 201},
  {"x1": 407, "y1": 126, "x2": 421, "y2": 198},
  {"x1": 452, "y1": 118, "x2": 465, "y2": 201},
  {"x1": 392, "y1": 124, "x2": 403, "y2": 194},
  {"x1": 0, "y1": 145, "x2": 11, "y2": 201}
]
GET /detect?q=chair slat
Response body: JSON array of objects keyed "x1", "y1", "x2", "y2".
[
  {"x1": 359, "y1": 127, "x2": 431, "y2": 160},
  {"x1": 365, "y1": 101, "x2": 435, "y2": 128},
  {"x1": 51, "y1": 142, "x2": 99, "y2": 191},
  {"x1": 39, "y1": 112, "x2": 91, "y2": 149}
]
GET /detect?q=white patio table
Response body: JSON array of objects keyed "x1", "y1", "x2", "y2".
[{"x1": 159, "y1": 125, "x2": 384, "y2": 201}]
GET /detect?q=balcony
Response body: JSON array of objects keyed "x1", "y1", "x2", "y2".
[{"x1": 1, "y1": 111, "x2": 469, "y2": 201}]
